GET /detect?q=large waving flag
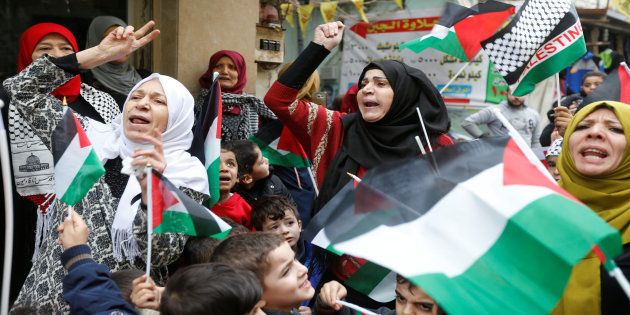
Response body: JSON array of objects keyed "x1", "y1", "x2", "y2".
[
  {"x1": 250, "y1": 119, "x2": 310, "y2": 168},
  {"x1": 581, "y1": 62, "x2": 630, "y2": 107},
  {"x1": 305, "y1": 136, "x2": 621, "y2": 314},
  {"x1": 400, "y1": 1, "x2": 515, "y2": 61},
  {"x1": 52, "y1": 108, "x2": 105, "y2": 205},
  {"x1": 150, "y1": 169, "x2": 231, "y2": 238},
  {"x1": 190, "y1": 74, "x2": 222, "y2": 206},
  {"x1": 482, "y1": 0, "x2": 586, "y2": 96}
]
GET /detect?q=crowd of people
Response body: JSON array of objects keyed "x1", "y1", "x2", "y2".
[{"x1": 2, "y1": 15, "x2": 629, "y2": 315}]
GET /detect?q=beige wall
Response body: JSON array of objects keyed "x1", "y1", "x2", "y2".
[{"x1": 174, "y1": 0, "x2": 259, "y2": 95}]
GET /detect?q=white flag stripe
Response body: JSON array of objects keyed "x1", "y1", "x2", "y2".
[
  {"x1": 333, "y1": 164, "x2": 555, "y2": 277},
  {"x1": 368, "y1": 271, "x2": 397, "y2": 302},
  {"x1": 420, "y1": 24, "x2": 449, "y2": 41},
  {"x1": 163, "y1": 195, "x2": 231, "y2": 230},
  {"x1": 55, "y1": 135, "x2": 93, "y2": 197},
  {"x1": 204, "y1": 118, "x2": 221, "y2": 168}
]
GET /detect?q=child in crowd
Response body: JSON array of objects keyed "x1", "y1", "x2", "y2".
[
  {"x1": 160, "y1": 263, "x2": 266, "y2": 315},
  {"x1": 210, "y1": 232, "x2": 315, "y2": 314},
  {"x1": 545, "y1": 138, "x2": 563, "y2": 181},
  {"x1": 315, "y1": 275, "x2": 444, "y2": 315},
  {"x1": 252, "y1": 196, "x2": 324, "y2": 295},
  {"x1": 210, "y1": 145, "x2": 253, "y2": 229},
  {"x1": 228, "y1": 139, "x2": 294, "y2": 206}
]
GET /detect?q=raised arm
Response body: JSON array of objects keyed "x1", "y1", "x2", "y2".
[
  {"x1": 76, "y1": 21, "x2": 159, "y2": 70},
  {"x1": 263, "y1": 22, "x2": 345, "y2": 156}
]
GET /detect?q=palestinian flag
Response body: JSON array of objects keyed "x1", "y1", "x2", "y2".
[
  {"x1": 52, "y1": 108, "x2": 105, "y2": 205},
  {"x1": 482, "y1": 0, "x2": 586, "y2": 96},
  {"x1": 305, "y1": 136, "x2": 621, "y2": 314},
  {"x1": 190, "y1": 75, "x2": 222, "y2": 206},
  {"x1": 400, "y1": 0, "x2": 514, "y2": 61},
  {"x1": 581, "y1": 62, "x2": 630, "y2": 107},
  {"x1": 150, "y1": 169, "x2": 231, "y2": 238},
  {"x1": 250, "y1": 119, "x2": 310, "y2": 168}
]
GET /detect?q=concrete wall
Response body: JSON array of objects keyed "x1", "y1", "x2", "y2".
[{"x1": 152, "y1": 0, "x2": 258, "y2": 95}]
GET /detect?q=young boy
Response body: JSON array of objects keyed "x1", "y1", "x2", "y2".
[
  {"x1": 315, "y1": 275, "x2": 444, "y2": 315},
  {"x1": 210, "y1": 232, "x2": 315, "y2": 314},
  {"x1": 228, "y1": 139, "x2": 294, "y2": 206},
  {"x1": 251, "y1": 196, "x2": 324, "y2": 294},
  {"x1": 210, "y1": 145, "x2": 253, "y2": 229},
  {"x1": 545, "y1": 138, "x2": 562, "y2": 181},
  {"x1": 160, "y1": 263, "x2": 266, "y2": 315}
]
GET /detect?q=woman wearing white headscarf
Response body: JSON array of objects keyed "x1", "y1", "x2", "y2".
[
  {"x1": 3, "y1": 21, "x2": 207, "y2": 312},
  {"x1": 84, "y1": 15, "x2": 151, "y2": 108}
]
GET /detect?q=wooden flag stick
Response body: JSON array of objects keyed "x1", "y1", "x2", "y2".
[{"x1": 145, "y1": 163, "x2": 153, "y2": 281}]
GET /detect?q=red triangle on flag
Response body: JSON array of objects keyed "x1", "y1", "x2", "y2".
[
  {"x1": 152, "y1": 174, "x2": 182, "y2": 228},
  {"x1": 502, "y1": 138, "x2": 577, "y2": 202},
  {"x1": 71, "y1": 112, "x2": 92, "y2": 148}
]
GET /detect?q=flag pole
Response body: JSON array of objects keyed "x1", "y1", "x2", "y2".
[
  {"x1": 306, "y1": 167, "x2": 319, "y2": 196},
  {"x1": 555, "y1": 73, "x2": 561, "y2": 108},
  {"x1": 145, "y1": 164, "x2": 153, "y2": 281},
  {"x1": 0, "y1": 99, "x2": 14, "y2": 315},
  {"x1": 414, "y1": 136, "x2": 427, "y2": 155},
  {"x1": 415, "y1": 107, "x2": 433, "y2": 153},
  {"x1": 593, "y1": 246, "x2": 630, "y2": 300},
  {"x1": 439, "y1": 51, "x2": 480, "y2": 95},
  {"x1": 335, "y1": 300, "x2": 379, "y2": 315},
  {"x1": 346, "y1": 172, "x2": 361, "y2": 183}
]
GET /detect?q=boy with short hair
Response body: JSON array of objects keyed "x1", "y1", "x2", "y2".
[
  {"x1": 251, "y1": 196, "x2": 324, "y2": 295},
  {"x1": 228, "y1": 139, "x2": 294, "y2": 206},
  {"x1": 210, "y1": 144, "x2": 253, "y2": 229},
  {"x1": 160, "y1": 263, "x2": 265, "y2": 315},
  {"x1": 316, "y1": 275, "x2": 444, "y2": 315},
  {"x1": 210, "y1": 232, "x2": 315, "y2": 314}
]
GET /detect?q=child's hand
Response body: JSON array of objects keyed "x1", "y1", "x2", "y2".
[
  {"x1": 319, "y1": 280, "x2": 347, "y2": 311},
  {"x1": 131, "y1": 275, "x2": 162, "y2": 310},
  {"x1": 57, "y1": 211, "x2": 89, "y2": 250},
  {"x1": 298, "y1": 306, "x2": 312, "y2": 315}
]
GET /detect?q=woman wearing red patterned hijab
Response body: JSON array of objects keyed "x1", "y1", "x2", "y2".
[{"x1": 195, "y1": 50, "x2": 276, "y2": 141}]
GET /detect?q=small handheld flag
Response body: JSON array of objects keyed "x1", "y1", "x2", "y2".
[{"x1": 52, "y1": 107, "x2": 105, "y2": 206}]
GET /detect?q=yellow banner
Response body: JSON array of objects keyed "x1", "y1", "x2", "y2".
[
  {"x1": 352, "y1": 0, "x2": 369, "y2": 23},
  {"x1": 280, "y1": 3, "x2": 295, "y2": 27},
  {"x1": 320, "y1": 1, "x2": 338, "y2": 23},
  {"x1": 298, "y1": 4, "x2": 315, "y2": 36},
  {"x1": 394, "y1": 0, "x2": 404, "y2": 9}
]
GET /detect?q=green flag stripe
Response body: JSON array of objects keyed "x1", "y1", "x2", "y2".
[
  {"x1": 513, "y1": 37, "x2": 586, "y2": 96},
  {"x1": 401, "y1": 29, "x2": 468, "y2": 61},
  {"x1": 206, "y1": 157, "x2": 221, "y2": 206},
  {"x1": 59, "y1": 149, "x2": 105, "y2": 205},
  {"x1": 345, "y1": 261, "x2": 391, "y2": 296},
  {"x1": 154, "y1": 210, "x2": 224, "y2": 236},
  {"x1": 408, "y1": 194, "x2": 620, "y2": 315},
  {"x1": 251, "y1": 137, "x2": 310, "y2": 168}
]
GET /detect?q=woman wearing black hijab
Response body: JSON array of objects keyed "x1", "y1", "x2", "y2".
[{"x1": 264, "y1": 21, "x2": 452, "y2": 308}]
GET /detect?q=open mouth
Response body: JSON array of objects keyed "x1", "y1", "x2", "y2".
[
  {"x1": 129, "y1": 115, "x2": 150, "y2": 125},
  {"x1": 363, "y1": 101, "x2": 379, "y2": 108},
  {"x1": 580, "y1": 148, "x2": 608, "y2": 160},
  {"x1": 219, "y1": 174, "x2": 233, "y2": 183}
]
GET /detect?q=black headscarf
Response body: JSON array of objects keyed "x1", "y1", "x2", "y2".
[{"x1": 314, "y1": 60, "x2": 450, "y2": 212}]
